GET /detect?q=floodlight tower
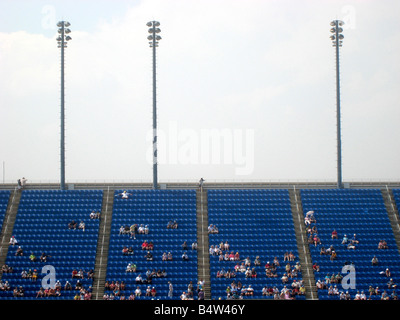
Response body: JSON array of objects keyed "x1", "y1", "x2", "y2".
[
  {"x1": 57, "y1": 21, "x2": 72, "y2": 190},
  {"x1": 330, "y1": 20, "x2": 344, "y2": 189},
  {"x1": 147, "y1": 21, "x2": 161, "y2": 189}
]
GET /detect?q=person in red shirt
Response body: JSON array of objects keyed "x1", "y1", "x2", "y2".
[{"x1": 332, "y1": 229, "x2": 338, "y2": 239}]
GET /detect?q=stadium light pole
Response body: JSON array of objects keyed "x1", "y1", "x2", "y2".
[
  {"x1": 330, "y1": 20, "x2": 344, "y2": 189},
  {"x1": 147, "y1": 21, "x2": 161, "y2": 190},
  {"x1": 57, "y1": 21, "x2": 72, "y2": 191}
]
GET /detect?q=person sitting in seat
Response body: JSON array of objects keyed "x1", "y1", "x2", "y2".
[
  {"x1": 138, "y1": 224, "x2": 145, "y2": 234},
  {"x1": 182, "y1": 252, "x2": 189, "y2": 261},
  {"x1": 29, "y1": 252, "x2": 37, "y2": 262},
  {"x1": 145, "y1": 251, "x2": 153, "y2": 261},
  {"x1": 378, "y1": 240, "x2": 388, "y2": 249},
  {"x1": 68, "y1": 221, "x2": 77, "y2": 229},
  {"x1": 116, "y1": 191, "x2": 132, "y2": 199},
  {"x1": 78, "y1": 221, "x2": 85, "y2": 232},
  {"x1": 9, "y1": 236, "x2": 18, "y2": 246},
  {"x1": 142, "y1": 240, "x2": 149, "y2": 250}
]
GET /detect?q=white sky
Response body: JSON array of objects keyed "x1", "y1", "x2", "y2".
[{"x1": 0, "y1": 0, "x2": 399, "y2": 184}]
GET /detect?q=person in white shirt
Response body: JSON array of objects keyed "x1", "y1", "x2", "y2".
[
  {"x1": 9, "y1": 236, "x2": 18, "y2": 246},
  {"x1": 78, "y1": 221, "x2": 85, "y2": 232},
  {"x1": 135, "y1": 286, "x2": 141, "y2": 297}
]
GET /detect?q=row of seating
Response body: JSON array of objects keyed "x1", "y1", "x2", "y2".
[
  {"x1": 208, "y1": 189, "x2": 302, "y2": 300},
  {"x1": 104, "y1": 190, "x2": 198, "y2": 300},
  {"x1": 301, "y1": 188, "x2": 400, "y2": 300},
  {"x1": 0, "y1": 190, "x2": 103, "y2": 300},
  {"x1": 1, "y1": 188, "x2": 400, "y2": 300}
]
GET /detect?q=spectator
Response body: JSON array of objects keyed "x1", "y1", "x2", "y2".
[
  {"x1": 71, "y1": 269, "x2": 79, "y2": 279},
  {"x1": 168, "y1": 282, "x2": 173, "y2": 298},
  {"x1": 180, "y1": 291, "x2": 188, "y2": 300},
  {"x1": 313, "y1": 234, "x2": 321, "y2": 246},
  {"x1": 21, "y1": 177, "x2": 27, "y2": 188},
  {"x1": 378, "y1": 240, "x2": 388, "y2": 250},
  {"x1": 341, "y1": 234, "x2": 348, "y2": 245},
  {"x1": 87, "y1": 269, "x2": 94, "y2": 279},
  {"x1": 283, "y1": 252, "x2": 289, "y2": 261},
  {"x1": 381, "y1": 290, "x2": 390, "y2": 300},
  {"x1": 234, "y1": 252, "x2": 240, "y2": 261},
  {"x1": 182, "y1": 241, "x2": 188, "y2": 250},
  {"x1": 90, "y1": 210, "x2": 97, "y2": 219},
  {"x1": 141, "y1": 240, "x2": 149, "y2": 250},
  {"x1": 371, "y1": 256, "x2": 379, "y2": 266},
  {"x1": 135, "y1": 274, "x2": 143, "y2": 284},
  {"x1": 134, "y1": 286, "x2": 141, "y2": 297},
  {"x1": 130, "y1": 224, "x2": 138, "y2": 239},
  {"x1": 68, "y1": 221, "x2": 77, "y2": 230},
  {"x1": 162, "y1": 252, "x2": 167, "y2": 261},
  {"x1": 198, "y1": 289, "x2": 204, "y2": 300},
  {"x1": 9, "y1": 236, "x2": 18, "y2": 246},
  {"x1": 126, "y1": 263, "x2": 137, "y2": 273},
  {"x1": 199, "y1": 178, "x2": 205, "y2": 188},
  {"x1": 192, "y1": 242, "x2": 198, "y2": 250},
  {"x1": 145, "y1": 251, "x2": 153, "y2": 261},
  {"x1": 182, "y1": 252, "x2": 189, "y2": 261},
  {"x1": 78, "y1": 221, "x2": 85, "y2": 232},
  {"x1": 144, "y1": 225, "x2": 149, "y2": 235},
  {"x1": 116, "y1": 191, "x2": 132, "y2": 199},
  {"x1": 330, "y1": 251, "x2": 337, "y2": 261},
  {"x1": 347, "y1": 242, "x2": 356, "y2": 250},
  {"x1": 40, "y1": 252, "x2": 49, "y2": 262},
  {"x1": 15, "y1": 246, "x2": 24, "y2": 256},
  {"x1": 208, "y1": 224, "x2": 219, "y2": 234},
  {"x1": 312, "y1": 262, "x2": 320, "y2": 272},
  {"x1": 1, "y1": 265, "x2": 13, "y2": 273},
  {"x1": 331, "y1": 229, "x2": 338, "y2": 239},
  {"x1": 387, "y1": 278, "x2": 397, "y2": 289},
  {"x1": 29, "y1": 252, "x2": 37, "y2": 262}
]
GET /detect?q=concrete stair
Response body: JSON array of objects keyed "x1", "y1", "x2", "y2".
[
  {"x1": 0, "y1": 189, "x2": 21, "y2": 279},
  {"x1": 92, "y1": 188, "x2": 114, "y2": 300},
  {"x1": 196, "y1": 188, "x2": 211, "y2": 299},
  {"x1": 381, "y1": 188, "x2": 400, "y2": 255},
  {"x1": 289, "y1": 188, "x2": 318, "y2": 300}
]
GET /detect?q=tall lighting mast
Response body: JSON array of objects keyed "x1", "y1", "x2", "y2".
[
  {"x1": 330, "y1": 20, "x2": 344, "y2": 189},
  {"x1": 147, "y1": 21, "x2": 161, "y2": 189},
  {"x1": 57, "y1": 21, "x2": 72, "y2": 190}
]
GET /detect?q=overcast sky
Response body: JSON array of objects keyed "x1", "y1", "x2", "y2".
[{"x1": 0, "y1": 0, "x2": 399, "y2": 184}]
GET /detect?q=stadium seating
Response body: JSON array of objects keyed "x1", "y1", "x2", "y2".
[
  {"x1": 0, "y1": 190, "x2": 11, "y2": 232},
  {"x1": 207, "y1": 189, "x2": 305, "y2": 300},
  {"x1": 301, "y1": 188, "x2": 400, "y2": 300},
  {"x1": 104, "y1": 189, "x2": 198, "y2": 300},
  {"x1": 0, "y1": 189, "x2": 103, "y2": 299},
  {"x1": 1, "y1": 186, "x2": 400, "y2": 300},
  {"x1": 392, "y1": 189, "x2": 400, "y2": 219}
]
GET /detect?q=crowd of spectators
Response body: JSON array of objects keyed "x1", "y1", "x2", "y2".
[{"x1": 306, "y1": 209, "x2": 398, "y2": 300}]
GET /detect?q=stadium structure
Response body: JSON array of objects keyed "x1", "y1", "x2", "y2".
[{"x1": 0, "y1": 180, "x2": 400, "y2": 300}]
